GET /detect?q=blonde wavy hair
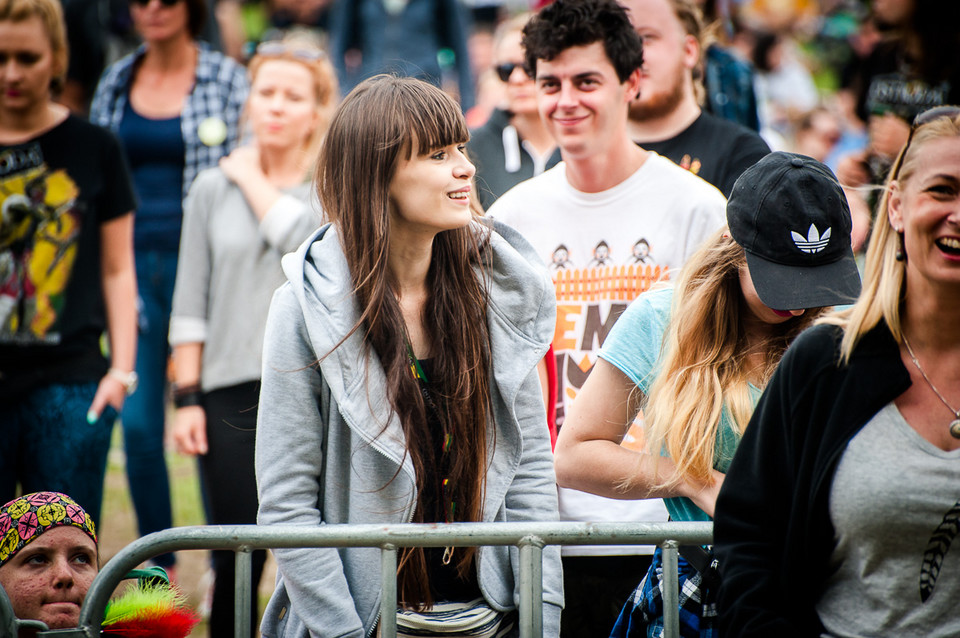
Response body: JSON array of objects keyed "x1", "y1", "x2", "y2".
[
  {"x1": 820, "y1": 111, "x2": 960, "y2": 362},
  {"x1": 635, "y1": 231, "x2": 822, "y2": 490}
]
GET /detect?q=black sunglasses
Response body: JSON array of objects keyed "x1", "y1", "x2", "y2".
[
  {"x1": 495, "y1": 62, "x2": 531, "y2": 83},
  {"x1": 256, "y1": 41, "x2": 327, "y2": 62},
  {"x1": 890, "y1": 105, "x2": 960, "y2": 181},
  {"x1": 130, "y1": 0, "x2": 181, "y2": 6}
]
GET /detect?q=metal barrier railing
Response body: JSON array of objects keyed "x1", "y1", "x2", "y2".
[{"x1": 36, "y1": 521, "x2": 712, "y2": 638}]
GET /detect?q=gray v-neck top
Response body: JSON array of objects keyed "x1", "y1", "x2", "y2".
[{"x1": 817, "y1": 402, "x2": 960, "y2": 637}]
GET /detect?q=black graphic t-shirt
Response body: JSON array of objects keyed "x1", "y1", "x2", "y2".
[
  {"x1": 0, "y1": 115, "x2": 136, "y2": 398},
  {"x1": 639, "y1": 111, "x2": 770, "y2": 197},
  {"x1": 855, "y1": 41, "x2": 960, "y2": 124}
]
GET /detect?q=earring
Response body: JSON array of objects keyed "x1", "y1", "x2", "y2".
[{"x1": 895, "y1": 229, "x2": 906, "y2": 262}]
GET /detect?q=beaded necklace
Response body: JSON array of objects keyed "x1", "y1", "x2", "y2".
[{"x1": 405, "y1": 341, "x2": 457, "y2": 564}]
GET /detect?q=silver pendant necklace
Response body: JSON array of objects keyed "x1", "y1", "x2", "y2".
[{"x1": 902, "y1": 335, "x2": 960, "y2": 439}]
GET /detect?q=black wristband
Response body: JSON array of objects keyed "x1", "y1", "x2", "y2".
[{"x1": 173, "y1": 384, "x2": 203, "y2": 409}]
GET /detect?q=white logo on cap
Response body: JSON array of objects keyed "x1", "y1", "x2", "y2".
[{"x1": 792, "y1": 224, "x2": 831, "y2": 254}]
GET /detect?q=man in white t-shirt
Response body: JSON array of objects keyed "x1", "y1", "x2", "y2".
[{"x1": 487, "y1": 1, "x2": 725, "y2": 634}]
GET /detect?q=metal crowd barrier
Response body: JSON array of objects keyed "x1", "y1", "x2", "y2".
[{"x1": 35, "y1": 521, "x2": 712, "y2": 638}]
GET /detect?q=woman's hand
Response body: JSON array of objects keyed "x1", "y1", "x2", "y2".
[
  {"x1": 86, "y1": 374, "x2": 127, "y2": 423},
  {"x1": 173, "y1": 406, "x2": 208, "y2": 455},
  {"x1": 219, "y1": 145, "x2": 263, "y2": 185},
  {"x1": 843, "y1": 186, "x2": 873, "y2": 253},
  {"x1": 682, "y1": 470, "x2": 725, "y2": 518},
  {"x1": 218, "y1": 145, "x2": 284, "y2": 222}
]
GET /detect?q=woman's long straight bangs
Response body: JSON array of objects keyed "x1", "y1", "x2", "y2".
[{"x1": 315, "y1": 75, "x2": 474, "y2": 296}]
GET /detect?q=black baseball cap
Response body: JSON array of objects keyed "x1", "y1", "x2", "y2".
[{"x1": 727, "y1": 152, "x2": 861, "y2": 310}]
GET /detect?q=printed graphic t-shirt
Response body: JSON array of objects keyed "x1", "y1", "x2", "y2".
[
  {"x1": 0, "y1": 116, "x2": 136, "y2": 398},
  {"x1": 489, "y1": 153, "x2": 726, "y2": 555}
]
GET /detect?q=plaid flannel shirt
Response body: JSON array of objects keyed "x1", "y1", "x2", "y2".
[
  {"x1": 611, "y1": 546, "x2": 719, "y2": 638},
  {"x1": 89, "y1": 43, "x2": 249, "y2": 202}
]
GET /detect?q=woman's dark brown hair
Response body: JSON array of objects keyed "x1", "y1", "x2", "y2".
[
  {"x1": 183, "y1": 0, "x2": 207, "y2": 38},
  {"x1": 315, "y1": 74, "x2": 492, "y2": 609}
]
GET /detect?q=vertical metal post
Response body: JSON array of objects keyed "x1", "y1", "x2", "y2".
[
  {"x1": 518, "y1": 539, "x2": 543, "y2": 638},
  {"x1": 380, "y1": 544, "x2": 398, "y2": 638},
  {"x1": 661, "y1": 541, "x2": 680, "y2": 638},
  {"x1": 235, "y1": 548, "x2": 253, "y2": 638}
]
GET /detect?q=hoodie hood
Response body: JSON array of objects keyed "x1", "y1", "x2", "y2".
[{"x1": 278, "y1": 217, "x2": 556, "y2": 481}]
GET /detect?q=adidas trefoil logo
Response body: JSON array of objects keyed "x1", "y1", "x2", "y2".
[{"x1": 791, "y1": 224, "x2": 831, "y2": 254}]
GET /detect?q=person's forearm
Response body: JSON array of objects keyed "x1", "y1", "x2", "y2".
[
  {"x1": 102, "y1": 268, "x2": 137, "y2": 372},
  {"x1": 100, "y1": 216, "x2": 137, "y2": 373},
  {"x1": 235, "y1": 168, "x2": 282, "y2": 222},
  {"x1": 555, "y1": 438, "x2": 694, "y2": 501},
  {"x1": 172, "y1": 343, "x2": 203, "y2": 386}
]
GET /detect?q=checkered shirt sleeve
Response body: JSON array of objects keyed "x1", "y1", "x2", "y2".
[
  {"x1": 180, "y1": 46, "x2": 249, "y2": 200},
  {"x1": 89, "y1": 44, "x2": 250, "y2": 202}
]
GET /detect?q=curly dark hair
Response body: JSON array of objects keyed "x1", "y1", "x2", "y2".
[{"x1": 521, "y1": 0, "x2": 644, "y2": 83}]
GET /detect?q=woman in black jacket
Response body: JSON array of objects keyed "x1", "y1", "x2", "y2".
[{"x1": 715, "y1": 106, "x2": 960, "y2": 637}]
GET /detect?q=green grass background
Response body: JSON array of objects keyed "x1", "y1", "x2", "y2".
[{"x1": 99, "y1": 424, "x2": 275, "y2": 637}]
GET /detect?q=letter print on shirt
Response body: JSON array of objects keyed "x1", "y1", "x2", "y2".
[{"x1": 548, "y1": 239, "x2": 666, "y2": 428}]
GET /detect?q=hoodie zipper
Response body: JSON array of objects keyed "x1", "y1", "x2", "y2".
[
  {"x1": 339, "y1": 403, "x2": 416, "y2": 638},
  {"x1": 366, "y1": 501, "x2": 416, "y2": 638}
]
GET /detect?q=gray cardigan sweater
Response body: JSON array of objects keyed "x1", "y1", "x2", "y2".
[
  {"x1": 169, "y1": 167, "x2": 322, "y2": 392},
  {"x1": 255, "y1": 220, "x2": 563, "y2": 637}
]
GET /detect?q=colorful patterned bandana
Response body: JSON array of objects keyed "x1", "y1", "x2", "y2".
[{"x1": 0, "y1": 492, "x2": 97, "y2": 567}]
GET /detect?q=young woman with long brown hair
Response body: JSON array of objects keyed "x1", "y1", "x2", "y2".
[{"x1": 254, "y1": 74, "x2": 563, "y2": 638}]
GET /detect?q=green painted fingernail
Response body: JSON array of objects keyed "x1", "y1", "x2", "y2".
[{"x1": 86, "y1": 410, "x2": 97, "y2": 424}]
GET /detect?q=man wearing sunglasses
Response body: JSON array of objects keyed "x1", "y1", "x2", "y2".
[{"x1": 487, "y1": 2, "x2": 726, "y2": 635}]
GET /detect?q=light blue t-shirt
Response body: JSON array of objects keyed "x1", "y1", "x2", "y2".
[{"x1": 598, "y1": 286, "x2": 756, "y2": 522}]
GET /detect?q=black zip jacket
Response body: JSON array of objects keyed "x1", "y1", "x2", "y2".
[{"x1": 714, "y1": 321, "x2": 912, "y2": 637}]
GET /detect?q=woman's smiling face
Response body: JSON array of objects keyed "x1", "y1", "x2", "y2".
[
  {"x1": 388, "y1": 140, "x2": 476, "y2": 238},
  {"x1": 890, "y1": 136, "x2": 960, "y2": 292}
]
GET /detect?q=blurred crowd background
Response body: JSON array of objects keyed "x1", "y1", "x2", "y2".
[
  {"x1": 13, "y1": 0, "x2": 956, "y2": 633},
  {"x1": 60, "y1": 0, "x2": 958, "y2": 178}
]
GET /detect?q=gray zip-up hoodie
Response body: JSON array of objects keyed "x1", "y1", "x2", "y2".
[{"x1": 255, "y1": 220, "x2": 563, "y2": 637}]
